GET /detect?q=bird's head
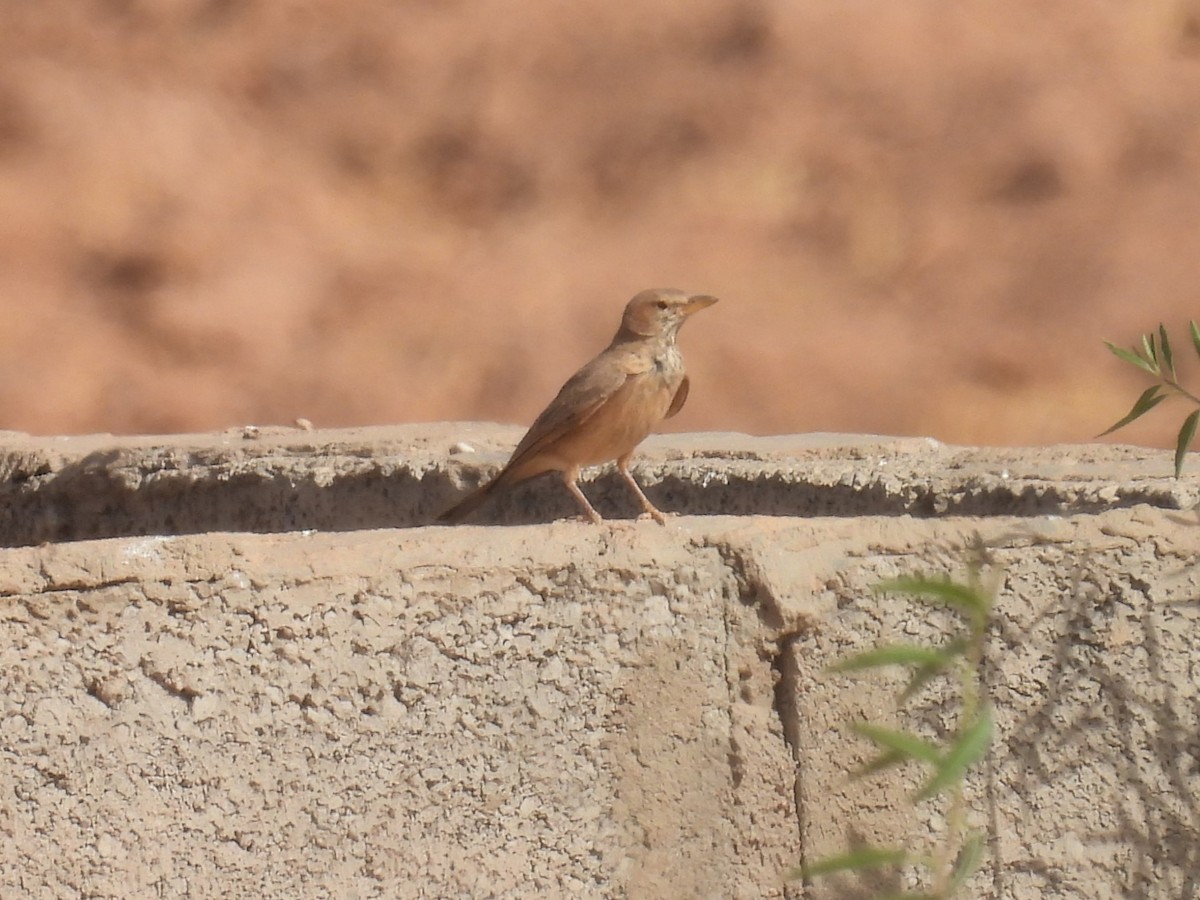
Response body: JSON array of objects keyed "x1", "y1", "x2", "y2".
[{"x1": 617, "y1": 288, "x2": 718, "y2": 341}]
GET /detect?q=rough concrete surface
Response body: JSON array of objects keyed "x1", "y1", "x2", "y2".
[{"x1": 0, "y1": 426, "x2": 1197, "y2": 898}]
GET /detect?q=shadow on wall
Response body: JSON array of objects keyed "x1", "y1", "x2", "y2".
[
  {"x1": 0, "y1": 446, "x2": 1181, "y2": 547},
  {"x1": 996, "y1": 554, "x2": 1200, "y2": 896}
]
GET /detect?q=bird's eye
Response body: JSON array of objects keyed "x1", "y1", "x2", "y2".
[{"x1": 655, "y1": 300, "x2": 669, "y2": 310}]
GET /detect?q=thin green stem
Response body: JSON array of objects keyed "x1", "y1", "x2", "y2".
[
  {"x1": 931, "y1": 558, "x2": 988, "y2": 897},
  {"x1": 1163, "y1": 377, "x2": 1200, "y2": 409},
  {"x1": 802, "y1": 558, "x2": 994, "y2": 896}
]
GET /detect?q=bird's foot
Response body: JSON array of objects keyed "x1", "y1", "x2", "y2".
[{"x1": 637, "y1": 508, "x2": 671, "y2": 526}]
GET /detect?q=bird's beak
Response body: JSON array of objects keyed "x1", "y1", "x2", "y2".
[{"x1": 683, "y1": 294, "x2": 719, "y2": 315}]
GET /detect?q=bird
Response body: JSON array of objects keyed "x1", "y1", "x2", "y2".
[{"x1": 438, "y1": 288, "x2": 718, "y2": 525}]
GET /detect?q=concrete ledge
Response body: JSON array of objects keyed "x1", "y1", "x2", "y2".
[
  {"x1": 0, "y1": 427, "x2": 1197, "y2": 897},
  {"x1": 0, "y1": 424, "x2": 1194, "y2": 546}
]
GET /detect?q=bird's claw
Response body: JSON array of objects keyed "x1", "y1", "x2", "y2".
[{"x1": 638, "y1": 509, "x2": 671, "y2": 526}]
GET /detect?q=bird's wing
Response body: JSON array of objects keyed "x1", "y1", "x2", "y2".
[
  {"x1": 665, "y1": 375, "x2": 690, "y2": 419},
  {"x1": 506, "y1": 348, "x2": 652, "y2": 465}
]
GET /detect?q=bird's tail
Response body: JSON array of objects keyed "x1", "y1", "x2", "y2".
[{"x1": 436, "y1": 479, "x2": 496, "y2": 524}]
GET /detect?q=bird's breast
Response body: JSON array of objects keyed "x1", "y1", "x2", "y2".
[{"x1": 550, "y1": 363, "x2": 682, "y2": 467}]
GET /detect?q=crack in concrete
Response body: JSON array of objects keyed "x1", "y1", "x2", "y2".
[
  {"x1": 715, "y1": 537, "x2": 809, "y2": 889},
  {"x1": 770, "y1": 633, "x2": 807, "y2": 859}
]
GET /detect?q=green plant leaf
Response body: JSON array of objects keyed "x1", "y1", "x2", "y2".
[
  {"x1": 1190, "y1": 320, "x2": 1200, "y2": 359},
  {"x1": 949, "y1": 831, "x2": 986, "y2": 890},
  {"x1": 1159, "y1": 324, "x2": 1175, "y2": 380},
  {"x1": 1143, "y1": 331, "x2": 1158, "y2": 365},
  {"x1": 791, "y1": 845, "x2": 907, "y2": 879},
  {"x1": 1098, "y1": 384, "x2": 1166, "y2": 437},
  {"x1": 830, "y1": 643, "x2": 958, "y2": 673},
  {"x1": 893, "y1": 640, "x2": 970, "y2": 703},
  {"x1": 874, "y1": 576, "x2": 989, "y2": 625},
  {"x1": 1104, "y1": 341, "x2": 1159, "y2": 375},
  {"x1": 855, "y1": 723, "x2": 943, "y2": 766},
  {"x1": 852, "y1": 748, "x2": 908, "y2": 779},
  {"x1": 899, "y1": 659, "x2": 952, "y2": 704},
  {"x1": 916, "y1": 705, "x2": 993, "y2": 801},
  {"x1": 1175, "y1": 409, "x2": 1199, "y2": 479}
]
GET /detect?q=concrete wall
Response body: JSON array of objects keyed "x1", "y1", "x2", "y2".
[{"x1": 1, "y1": 426, "x2": 1197, "y2": 897}]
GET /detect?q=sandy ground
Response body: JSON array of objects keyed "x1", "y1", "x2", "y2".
[{"x1": 1, "y1": 2, "x2": 1199, "y2": 448}]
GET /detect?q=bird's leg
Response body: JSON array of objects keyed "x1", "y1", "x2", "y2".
[
  {"x1": 561, "y1": 468, "x2": 604, "y2": 524},
  {"x1": 617, "y1": 454, "x2": 668, "y2": 525}
]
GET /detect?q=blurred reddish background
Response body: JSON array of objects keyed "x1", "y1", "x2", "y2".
[{"x1": 2, "y1": 0, "x2": 1198, "y2": 447}]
